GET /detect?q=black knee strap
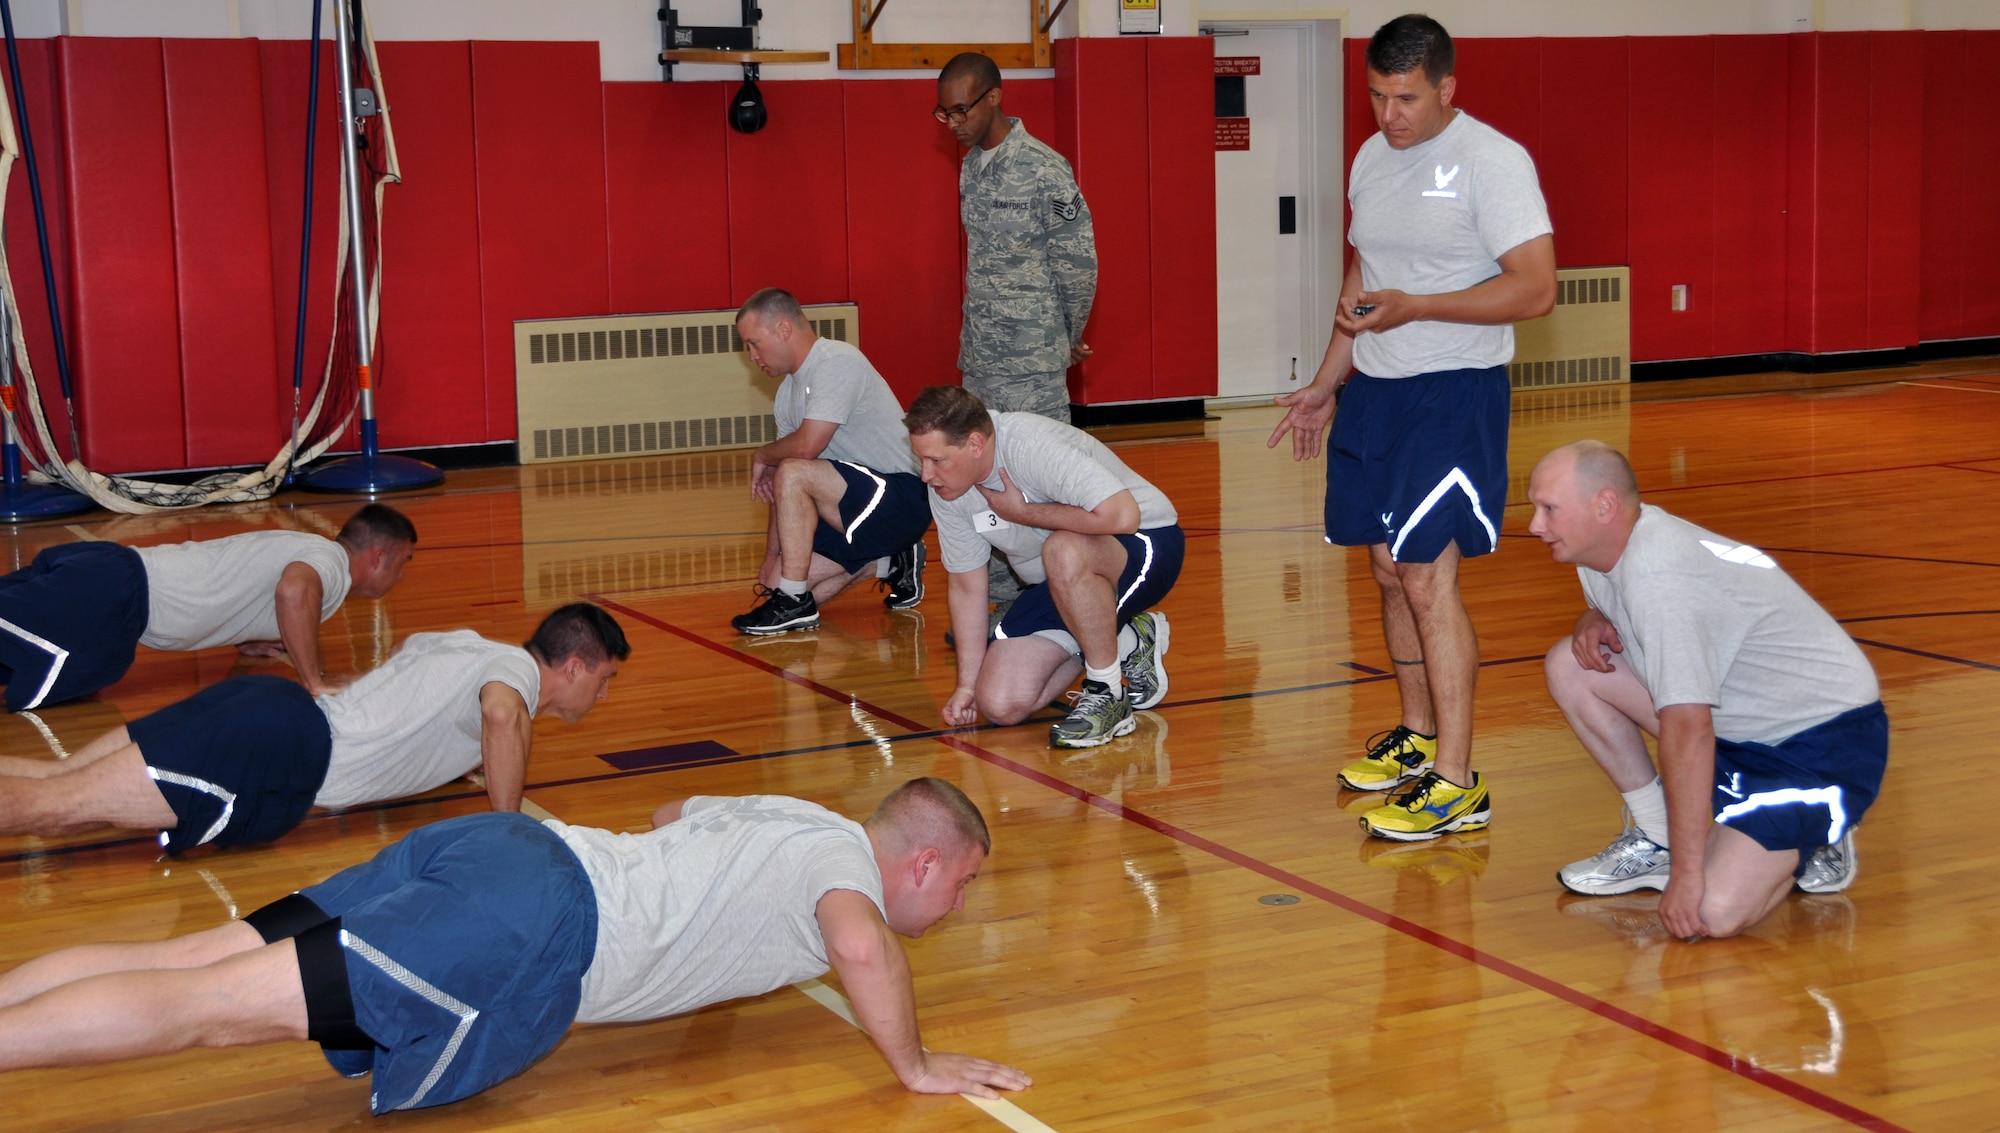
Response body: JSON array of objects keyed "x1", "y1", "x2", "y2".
[
  {"x1": 243, "y1": 894, "x2": 375, "y2": 1051},
  {"x1": 295, "y1": 918, "x2": 375, "y2": 1051},
  {"x1": 243, "y1": 892, "x2": 331, "y2": 943}
]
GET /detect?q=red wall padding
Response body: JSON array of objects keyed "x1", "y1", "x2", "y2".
[
  {"x1": 1961, "y1": 32, "x2": 2000, "y2": 337},
  {"x1": 469, "y1": 40, "x2": 609, "y2": 440},
  {"x1": 375, "y1": 41, "x2": 487, "y2": 449},
  {"x1": 0, "y1": 39, "x2": 78, "y2": 461},
  {"x1": 1537, "y1": 38, "x2": 1628, "y2": 270},
  {"x1": 57, "y1": 38, "x2": 184, "y2": 473},
  {"x1": 163, "y1": 39, "x2": 282, "y2": 468},
  {"x1": 1865, "y1": 31, "x2": 1922, "y2": 351},
  {"x1": 604, "y1": 82, "x2": 731, "y2": 315},
  {"x1": 1628, "y1": 37, "x2": 1715, "y2": 361},
  {"x1": 1058, "y1": 37, "x2": 1152, "y2": 403},
  {"x1": 258, "y1": 38, "x2": 343, "y2": 452},
  {"x1": 726, "y1": 79, "x2": 849, "y2": 307},
  {"x1": 1709, "y1": 36, "x2": 1788, "y2": 359},
  {"x1": 1146, "y1": 35, "x2": 1216, "y2": 401},
  {"x1": 842, "y1": 79, "x2": 963, "y2": 402},
  {"x1": 1919, "y1": 32, "x2": 1966, "y2": 343},
  {"x1": 1453, "y1": 38, "x2": 1541, "y2": 158}
]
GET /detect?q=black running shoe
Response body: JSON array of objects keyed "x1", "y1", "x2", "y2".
[
  {"x1": 880, "y1": 541, "x2": 926, "y2": 609},
  {"x1": 731, "y1": 587, "x2": 819, "y2": 635}
]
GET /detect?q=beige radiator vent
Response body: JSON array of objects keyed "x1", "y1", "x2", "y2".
[
  {"x1": 514, "y1": 304, "x2": 860, "y2": 465},
  {"x1": 1510, "y1": 267, "x2": 1629, "y2": 389}
]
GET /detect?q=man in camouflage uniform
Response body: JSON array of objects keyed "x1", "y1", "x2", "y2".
[{"x1": 936, "y1": 51, "x2": 1098, "y2": 615}]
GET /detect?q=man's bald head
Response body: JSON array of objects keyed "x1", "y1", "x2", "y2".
[
  {"x1": 1561, "y1": 439, "x2": 1640, "y2": 506},
  {"x1": 1528, "y1": 440, "x2": 1641, "y2": 571}
]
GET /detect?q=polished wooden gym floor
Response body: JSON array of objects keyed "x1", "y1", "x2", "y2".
[{"x1": 3, "y1": 361, "x2": 1996, "y2": 1131}]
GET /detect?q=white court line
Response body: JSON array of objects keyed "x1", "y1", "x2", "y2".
[
  {"x1": 62, "y1": 524, "x2": 100, "y2": 540},
  {"x1": 521, "y1": 795, "x2": 1052, "y2": 1129},
  {"x1": 793, "y1": 977, "x2": 1058, "y2": 1133},
  {"x1": 1900, "y1": 380, "x2": 2000, "y2": 395}
]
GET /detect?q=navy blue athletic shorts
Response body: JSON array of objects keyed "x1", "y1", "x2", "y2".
[
  {"x1": 1712, "y1": 701, "x2": 1889, "y2": 872},
  {"x1": 289, "y1": 812, "x2": 599, "y2": 1113},
  {"x1": 810, "y1": 461, "x2": 932, "y2": 573},
  {"x1": 0, "y1": 541, "x2": 148, "y2": 711},
  {"x1": 1323, "y1": 366, "x2": 1510, "y2": 563},
  {"x1": 130, "y1": 675, "x2": 333, "y2": 855},
  {"x1": 995, "y1": 524, "x2": 1184, "y2": 642}
]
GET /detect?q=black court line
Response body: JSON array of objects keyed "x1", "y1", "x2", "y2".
[
  {"x1": 1852, "y1": 639, "x2": 2000, "y2": 674},
  {"x1": 1839, "y1": 609, "x2": 2000, "y2": 624},
  {"x1": 590, "y1": 596, "x2": 1910, "y2": 1133}
]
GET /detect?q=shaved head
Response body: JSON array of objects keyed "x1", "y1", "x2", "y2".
[
  {"x1": 1528, "y1": 441, "x2": 1641, "y2": 571},
  {"x1": 1561, "y1": 439, "x2": 1640, "y2": 505}
]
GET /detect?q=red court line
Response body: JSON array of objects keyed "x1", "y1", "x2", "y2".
[{"x1": 593, "y1": 597, "x2": 1910, "y2": 1133}]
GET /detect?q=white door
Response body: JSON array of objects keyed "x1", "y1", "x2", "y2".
[{"x1": 1211, "y1": 24, "x2": 1308, "y2": 400}]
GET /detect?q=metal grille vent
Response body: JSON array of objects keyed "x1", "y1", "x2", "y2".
[
  {"x1": 1508, "y1": 356, "x2": 1624, "y2": 389},
  {"x1": 1555, "y1": 275, "x2": 1621, "y2": 305},
  {"x1": 531, "y1": 415, "x2": 780, "y2": 459},
  {"x1": 527, "y1": 317, "x2": 849, "y2": 366}
]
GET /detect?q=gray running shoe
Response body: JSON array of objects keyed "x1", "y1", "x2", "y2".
[
  {"x1": 1050, "y1": 680, "x2": 1136, "y2": 749},
  {"x1": 1120, "y1": 610, "x2": 1171, "y2": 710},
  {"x1": 1559, "y1": 822, "x2": 1672, "y2": 896},
  {"x1": 1796, "y1": 827, "x2": 1858, "y2": 894}
]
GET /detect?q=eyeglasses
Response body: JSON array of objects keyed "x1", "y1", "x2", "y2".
[{"x1": 932, "y1": 87, "x2": 995, "y2": 124}]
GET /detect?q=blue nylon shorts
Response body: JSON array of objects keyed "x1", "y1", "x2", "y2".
[
  {"x1": 0, "y1": 541, "x2": 147, "y2": 711},
  {"x1": 995, "y1": 524, "x2": 1184, "y2": 641},
  {"x1": 1712, "y1": 701, "x2": 1889, "y2": 869},
  {"x1": 298, "y1": 812, "x2": 598, "y2": 1113},
  {"x1": 1323, "y1": 366, "x2": 1510, "y2": 563},
  {"x1": 131, "y1": 674, "x2": 333, "y2": 855},
  {"x1": 810, "y1": 462, "x2": 932, "y2": 572}
]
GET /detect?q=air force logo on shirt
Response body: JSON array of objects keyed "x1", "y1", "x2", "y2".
[
  {"x1": 1422, "y1": 164, "x2": 1460, "y2": 199},
  {"x1": 1700, "y1": 539, "x2": 1777, "y2": 569}
]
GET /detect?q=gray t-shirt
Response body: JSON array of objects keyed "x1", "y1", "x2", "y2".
[
  {"x1": 1347, "y1": 110, "x2": 1552, "y2": 378},
  {"x1": 930, "y1": 412, "x2": 1177, "y2": 585},
  {"x1": 551, "y1": 794, "x2": 885, "y2": 1025},
  {"x1": 773, "y1": 338, "x2": 918, "y2": 476},
  {"x1": 312, "y1": 630, "x2": 540, "y2": 809},
  {"x1": 1578, "y1": 505, "x2": 1879, "y2": 745},
  {"x1": 136, "y1": 530, "x2": 352, "y2": 651}
]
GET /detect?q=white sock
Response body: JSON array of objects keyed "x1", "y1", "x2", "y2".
[
  {"x1": 1084, "y1": 661, "x2": 1123, "y2": 695},
  {"x1": 777, "y1": 577, "x2": 809, "y2": 598},
  {"x1": 1622, "y1": 777, "x2": 1670, "y2": 848},
  {"x1": 874, "y1": 555, "x2": 892, "y2": 574},
  {"x1": 1115, "y1": 624, "x2": 1139, "y2": 665}
]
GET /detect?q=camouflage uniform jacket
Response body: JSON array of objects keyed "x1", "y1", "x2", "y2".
[{"x1": 959, "y1": 119, "x2": 1097, "y2": 377}]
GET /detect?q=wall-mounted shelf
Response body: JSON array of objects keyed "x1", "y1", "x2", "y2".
[
  {"x1": 660, "y1": 49, "x2": 830, "y2": 66},
  {"x1": 839, "y1": 0, "x2": 1068, "y2": 70}
]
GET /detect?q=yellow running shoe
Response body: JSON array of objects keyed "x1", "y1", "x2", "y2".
[
  {"x1": 1336, "y1": 726, "x2": 1438, "y2": 791},
  {"x1": 1361, "y1": 770, "x2": 1490, "y2": 842}
]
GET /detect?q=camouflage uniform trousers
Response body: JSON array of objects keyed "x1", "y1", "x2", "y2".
[{"x1": 961, "y1": 369, "x2": 1071, "y2": 616}]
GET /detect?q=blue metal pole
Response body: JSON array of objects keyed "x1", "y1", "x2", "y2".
[{"x1": 283, "y1": 0, "x2": 323, "y2": 487}]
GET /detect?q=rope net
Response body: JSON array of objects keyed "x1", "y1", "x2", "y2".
[{"x1": 0, "y1": 1, "x2": 400, "y2": 514}]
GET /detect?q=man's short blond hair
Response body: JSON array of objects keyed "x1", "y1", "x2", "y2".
[{"x1": 865, "y1": 777, "x2": 991, "y2": 859}]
